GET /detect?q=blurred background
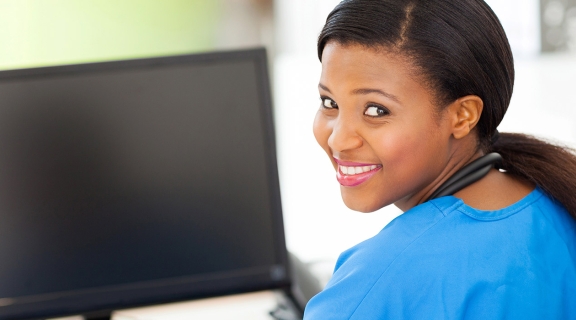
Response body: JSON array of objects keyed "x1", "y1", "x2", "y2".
[{"x1": 1, "y1": 0, "x2": 575, "y2": 282}]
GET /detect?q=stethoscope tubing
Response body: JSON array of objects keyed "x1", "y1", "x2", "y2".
[{"x1": 426, "y1": 152, "x2": 502, "y2": 201}]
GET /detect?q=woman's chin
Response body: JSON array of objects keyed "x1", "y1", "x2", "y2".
[{"x1": 340, "y1": 190, "x2": 384, "y2": 213}]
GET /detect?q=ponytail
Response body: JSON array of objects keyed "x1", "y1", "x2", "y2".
[{"x1": 491, "y1": 133, "x2": 576, "y2": 219}]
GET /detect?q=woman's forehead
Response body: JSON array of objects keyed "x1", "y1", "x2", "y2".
[{"x1": 319, "y1": 42, "x2": 427, "y2": 96}]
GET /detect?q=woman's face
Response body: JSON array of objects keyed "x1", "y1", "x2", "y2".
[{"x1": 314, "y1": 42, "x2": 456, "y2": 212}]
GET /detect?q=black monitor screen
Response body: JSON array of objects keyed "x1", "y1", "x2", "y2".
[{"x1": 0, "y1": 49, "x2": 288, "y2": 319}]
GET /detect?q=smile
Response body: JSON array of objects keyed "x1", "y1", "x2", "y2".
[
  {"x1": 334, "y1": 159, "x2": 382, "y2": 187},
  {"x1": 339, "y1": 165, "x2": 379, "y2": 175}
]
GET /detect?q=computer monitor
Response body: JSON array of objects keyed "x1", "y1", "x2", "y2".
[{"x1": 0, "y1": 48, "x2": 290, "y2": 319}]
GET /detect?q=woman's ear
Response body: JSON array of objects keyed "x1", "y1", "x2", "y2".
[{"x1": 448, "y1": 95, "x2": 483, "y2": 139}]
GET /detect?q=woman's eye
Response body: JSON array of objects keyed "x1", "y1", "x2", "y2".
[
  {"x1": 321, "y1": 97, "x2": 338, "y2": 109},
  {"x1": 364, "y1": 105, "x2": 389, "y2": 117}
]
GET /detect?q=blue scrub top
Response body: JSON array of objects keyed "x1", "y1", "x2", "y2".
[{"x1": 304, "y1": 188, "x2": 576, "y2": 319}]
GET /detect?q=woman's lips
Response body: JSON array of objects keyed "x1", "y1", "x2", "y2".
[{"x1": 334, "y1": 159, "x2": 382, "y2": 187}]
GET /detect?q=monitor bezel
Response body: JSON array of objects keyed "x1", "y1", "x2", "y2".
[{"x1": 0, "y1": 47, "x2": 291, "y2": 320}]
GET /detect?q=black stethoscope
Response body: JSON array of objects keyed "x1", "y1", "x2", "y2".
[{"x1": 425, "y1": 152, "x2": 502, "y2": 202}]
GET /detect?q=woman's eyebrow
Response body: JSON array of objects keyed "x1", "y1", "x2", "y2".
[
  {"x1": 318, "y1": 83, "x2": 332, "y2": 93},
  {"x1": 352, "y1": 88, "x2": 400, "y2": 103},
  {"x1": 318, "y1": 83, "x2": 400, "y2": 104}
]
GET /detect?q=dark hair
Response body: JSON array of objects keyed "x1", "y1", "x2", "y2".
[{"x1": 318, "y1": 0, "x2": 576, "y2": 219}]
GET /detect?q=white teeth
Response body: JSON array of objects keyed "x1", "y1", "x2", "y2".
[{"x1": 339, "y1": 165, "x2": 380, "y2": 176}]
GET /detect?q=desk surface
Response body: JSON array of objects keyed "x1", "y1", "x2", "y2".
[
  {"x1": 113, "y1": 290, "x2": 280, "y2": 320},
  {"x1": 48, "y1": 291, "x2": 282, "y2": 320}
]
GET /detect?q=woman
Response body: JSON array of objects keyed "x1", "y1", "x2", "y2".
[{"x1": 304, "y1": 0, "x2": 576, "y2": 319}]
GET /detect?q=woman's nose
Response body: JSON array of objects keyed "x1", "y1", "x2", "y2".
[{"x1": 327, "y1": 116, "x2": 363, "y2": 152}]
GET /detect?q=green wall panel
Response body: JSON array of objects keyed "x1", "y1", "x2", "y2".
[{"x1": 0, "y1": 0, "x2": 221, "y2": 70}]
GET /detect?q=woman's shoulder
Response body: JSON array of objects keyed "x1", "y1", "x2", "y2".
[
  {"x1": 304, "y1": 188, "x2": 576, "y2": 319},
  {"x1": 333, "y1": 187, "x2": 575, "y2": 281},
  {"x1": 335, "y1": 196, "x2": 460, "y2": 268},
  {"x1": 451, "y1": 186, "x2": 576, "y2": 249}
]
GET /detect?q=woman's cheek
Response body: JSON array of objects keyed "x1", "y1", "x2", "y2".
[{"x1": 373, "y1": 129, "x2": 407, "y2": 160}]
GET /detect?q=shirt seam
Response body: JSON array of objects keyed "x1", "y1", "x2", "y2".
[
  {"x1": 458, "y1": 191, "x2": 544, "y2": 221},
  {"x1": 347, "y1": 202, "x2": 457, "y2": 319}
]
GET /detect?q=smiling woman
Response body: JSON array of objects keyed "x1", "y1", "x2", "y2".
[
  {"x1": 304, "y1": 0, "x2": 576, "y2": 319},
  {"x1": 315, "y1": 44, "x2": 458, "y2": 212}
]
